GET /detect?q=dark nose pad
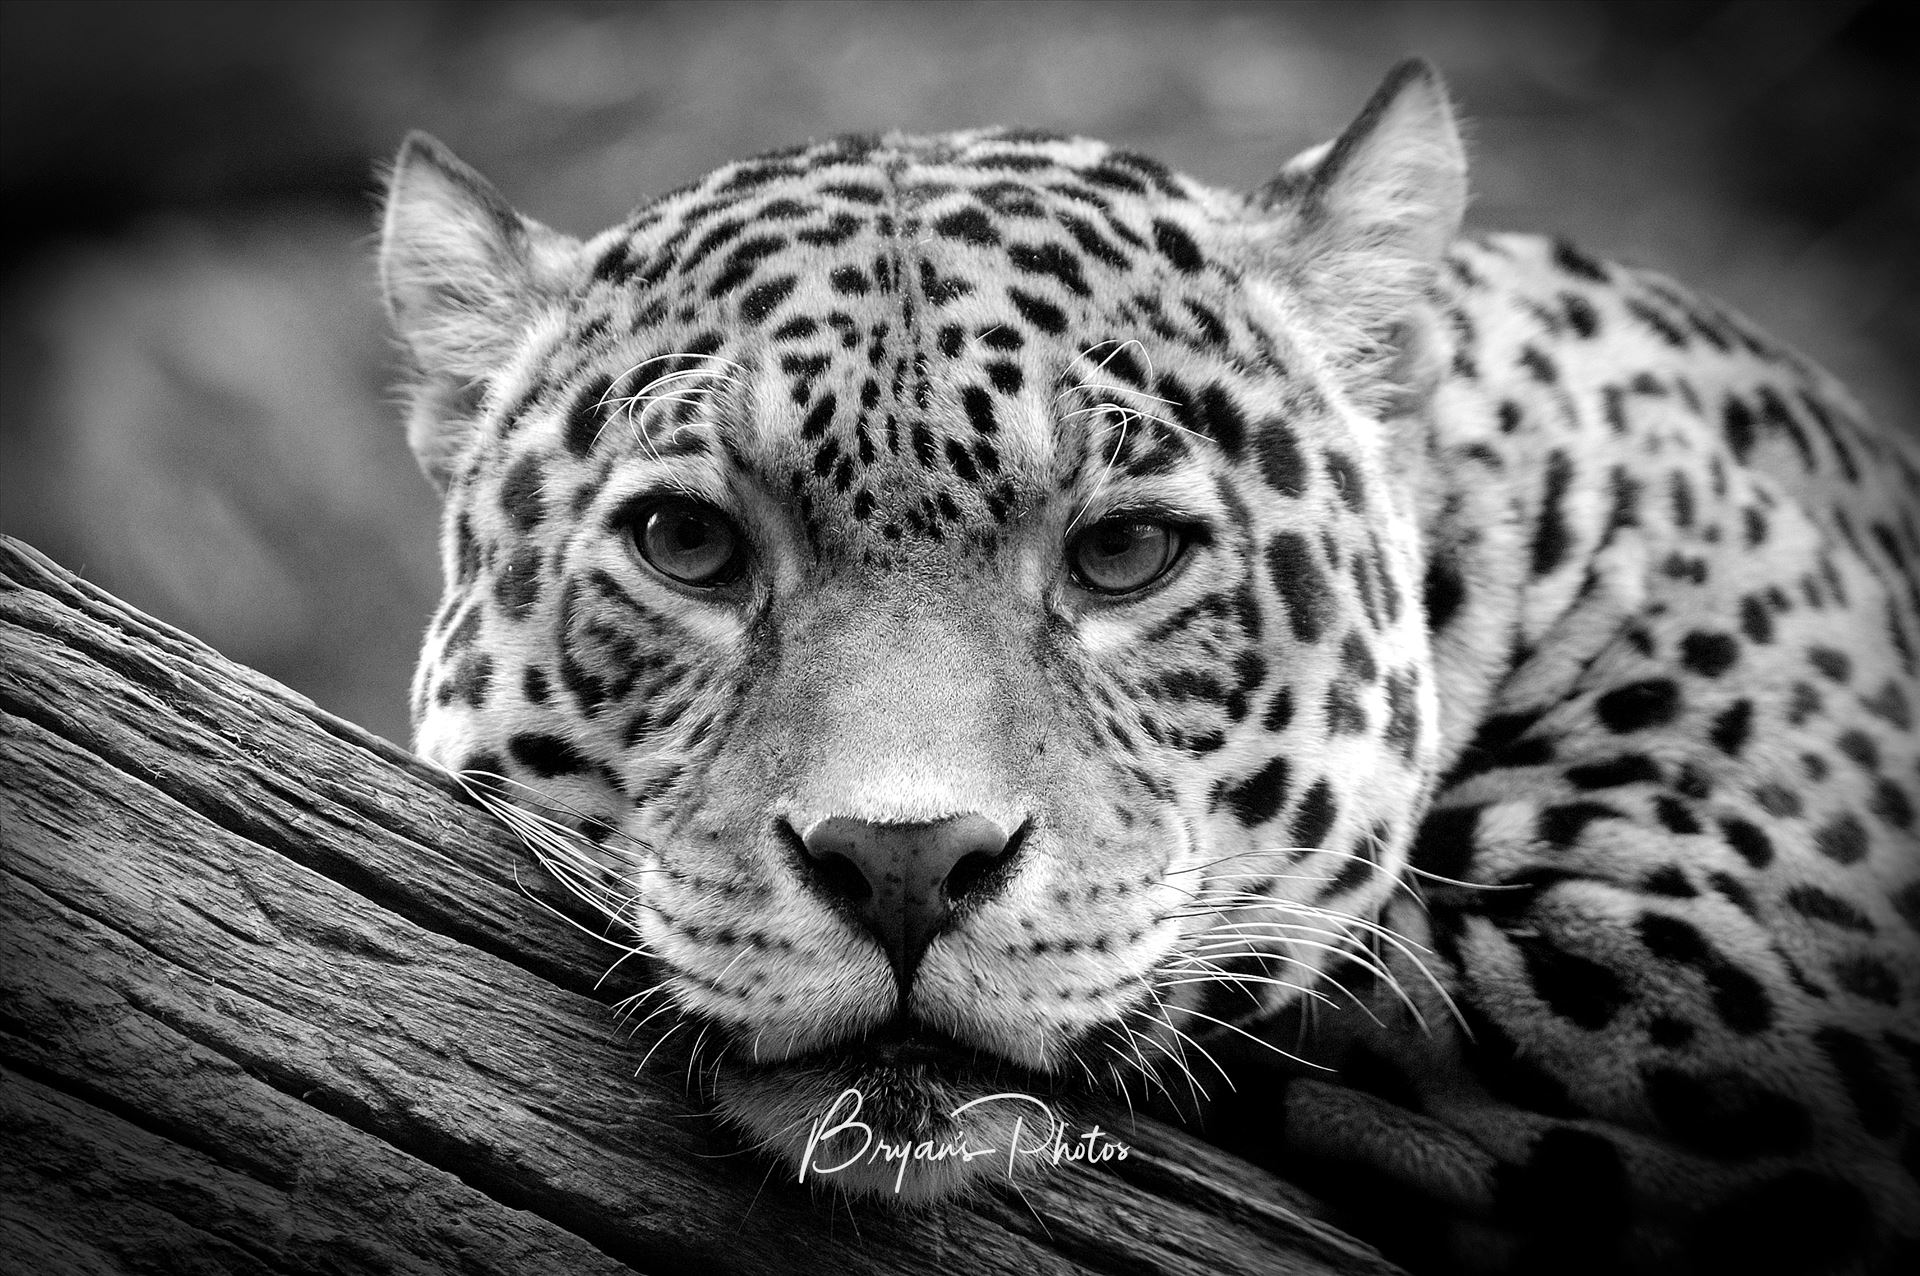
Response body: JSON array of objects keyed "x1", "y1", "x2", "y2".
[{"x1": 795, "y1": 815, "x2": 1021, "y2": 988}]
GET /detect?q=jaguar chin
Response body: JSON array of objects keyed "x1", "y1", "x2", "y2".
[{"x1": 714, "y1": 1023, "x2": 1090, "y2": 1202}]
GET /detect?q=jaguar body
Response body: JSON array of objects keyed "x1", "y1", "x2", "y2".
[{"x1": 379, "y1": 62, "x2": 1920, "y2": 1272}]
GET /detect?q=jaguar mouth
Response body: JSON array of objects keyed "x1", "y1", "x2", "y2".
[{"x1": 741, "y1": 1013, "x2": 1064, "y2": 1097}]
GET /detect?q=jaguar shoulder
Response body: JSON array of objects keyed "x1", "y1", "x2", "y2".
[{"x1": 379, "y1": 59, "x2": 1920, "y2": 1274}]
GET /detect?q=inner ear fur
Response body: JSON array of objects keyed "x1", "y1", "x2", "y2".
[
  {"x1": 379, "y1": 132, "x2": 574, "y2": 491},
  {"x1": 1244, "y1": 59, "x2": 1468, "y2": 408}
]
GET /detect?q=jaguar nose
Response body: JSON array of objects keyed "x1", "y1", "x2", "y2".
[{"x1": 794, "y1": 814, "x2": 1023, "y2": 989}]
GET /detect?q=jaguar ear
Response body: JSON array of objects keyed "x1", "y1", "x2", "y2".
[
  {"x1": 379, "y1": 132, "x2": 569, "y2": 490},
  {"x1": 1249, "y1": 59, "x2": 1466, "y2": 389}
]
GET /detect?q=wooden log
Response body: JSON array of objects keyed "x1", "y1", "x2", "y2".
[{"x1": 0, "y1": 535, "x2": 1400, "y2": 1276}]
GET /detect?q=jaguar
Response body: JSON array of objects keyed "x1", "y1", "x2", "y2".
[{"x1": 377, "y1": 60, "x2": 1920, "y2": 1273}]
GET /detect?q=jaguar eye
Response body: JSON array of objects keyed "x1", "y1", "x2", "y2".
[
  {"x1": 1068, "y1": 518, "x2": 1185, "y2": 594},
  {"x1": 630, "y1": 498, "x2": 743, "y2": 586}
]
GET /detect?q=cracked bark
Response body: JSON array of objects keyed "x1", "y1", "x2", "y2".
[{"x1": 0, "y1": 535, "x2": 1399, "y2": 1276}]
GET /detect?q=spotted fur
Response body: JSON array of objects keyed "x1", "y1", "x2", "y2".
[{"x1": 380, "y1": 60, "x2": 1920, "y2": 1274}]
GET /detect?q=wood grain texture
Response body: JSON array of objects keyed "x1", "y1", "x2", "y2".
[{"x1": 0, "y1": 535, "x2": 1400, "y2": 1276}]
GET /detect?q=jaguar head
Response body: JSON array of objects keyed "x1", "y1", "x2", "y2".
[{"x1": 380, "y1": 60, "x2": 1462, "y2": 1201}]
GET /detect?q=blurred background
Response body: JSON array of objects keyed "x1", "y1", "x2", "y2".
[{"x1": 2, "y1": 0, "x2": 1914, "y2": 747}]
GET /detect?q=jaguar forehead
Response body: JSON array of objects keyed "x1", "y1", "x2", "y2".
[{"x1": 547, "y1": 135, "x2": 1262, "y2": 549}]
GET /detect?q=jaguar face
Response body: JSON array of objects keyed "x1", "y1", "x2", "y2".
[{"x1": 382, "y1": 62, "x2": 1460, "y2": 1200}]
